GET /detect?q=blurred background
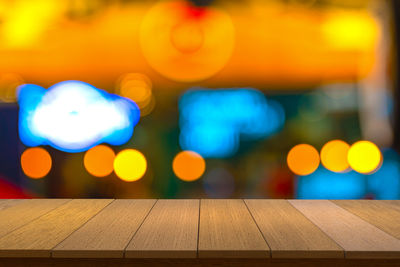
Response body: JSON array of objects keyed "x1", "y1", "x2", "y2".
[{"x1": 0, "y1": 0, "x2": 399, "y2": 199}]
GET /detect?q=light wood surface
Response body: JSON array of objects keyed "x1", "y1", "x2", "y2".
[
  {"x1": 0, "y1": 199, "x2": 70, "y2": 239},
  {"x1": 0, "y1": 199, "x2": 112, "y2": 257},
  {"x1": 333, "y1": 200, "x2": 400, "y2": 239},
  {"x1": 53, "y1": 199, "x2": 156, "y2": 258},
  {"x1": 0, "y1": 199, "x2": 399, "y2": 261},
  {"x1": 125, "y1": 199, "x2": 199, "y2": 258},
  {"x1": 198, "y1": 199, "x2": 270, "y2": 258},
  {"x1": 245, "y1": 199, "x2": 343, "y2": 258},
  {"x1": 289, "y1": 200, "x2": 400, "y2": 259},
  {"x1": 0, "y1": 199, "x2": 24, "y2": 211}
]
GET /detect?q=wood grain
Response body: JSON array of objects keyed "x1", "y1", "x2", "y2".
[
  {"x1": 0, "y1": 199, "x2": 70, "y2": 239},
  {"x1": 333, "y1": 200, "x2": 400, "y2": 239},
  {"x1": 125, "y1": 199, "x2": 199, "y2": 258},
  {"x1": 198, "y1": 199, "x2": 269, "y2": 258},
  {"x1": 245, "y1": 199, "x2": 343, "y2": 258},
  {"x1": 383, "y1": 201, "x2": 400, "y2": 211},
  {"x1": 0, "y1": 199, "x2": 113, "y2": 257},
  {"x1": 0, "y1": 199, "x2": 25, "y2": 211},
  {"x1": 53, "y1": 199, "x2": 156, "y2": 258},
  {"x1": 289, "y1": 200, "x2": 400, "y2": 259}
]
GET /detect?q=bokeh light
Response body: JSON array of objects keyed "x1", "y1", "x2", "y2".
[
  {"x1": 348, "y1": 141, "x2": 382, "y2": 174},
  {"x1": 139, "y1": 0, "x2": 235, "y2": 82},
  {"x1": 0, "y1": 73, "x2": 24, "y2": 103},
  {"x1": 18, "y1": 81, "x2": 140, "y2": 152},
  {"x1": 320, "y1": 140, "x2": 350, "y2": 173},
  {"x1": 367, "y1": 150, "x2": 400, "y2": 199},
  {"x1": 84, "y1": 145, "x2": 115, "y2": 177},
  {"x1": 296, "y1": 167, "x2": 365, "y2": 199},
  {"x1": 114, "y1": 149, "x2": 147, "y2": 182},
  {"x1": 21, "y1": 147, "x2": 52, "y2": 179},
  {"x1": 287, "y1": 144, "x2": 320, "y2": 176},
  {"x1": 173, "y1": 150, "x2": 206, "y2": 182},
  {"x1": 117, "y1": 73, "x2": 155, "y2": 117},
  {"x1": 170, "y1": 21, "x2": 204, "y2": 53},
  {"x1": 179, "y1": 88, "x2": 285, "y2": 158}
]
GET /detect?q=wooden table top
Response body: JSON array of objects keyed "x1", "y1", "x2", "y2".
[{"x1": 0, "y1": 199, "x2": 399, "y2": 262}]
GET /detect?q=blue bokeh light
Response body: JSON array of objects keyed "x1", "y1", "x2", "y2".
[
  {"x1": 18, "y1": 81, "x2": 140, "y2": 152},
  {"x1": 296, "y1": 167, "x2": 366, "y2": 199},
  {"x1": 367, "y1": 149, "x2": 400, "y2": 199},
  {"x1": 179, "y1": 88, "x2": 285, "y2": 158}
]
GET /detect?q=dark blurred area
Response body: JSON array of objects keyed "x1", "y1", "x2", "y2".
[{"x1": 0, "y1": 0, "x2": 399, "y2": 199}]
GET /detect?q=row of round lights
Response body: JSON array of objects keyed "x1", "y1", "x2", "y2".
[
  {"x1": 21, "y1": 146, "x2": 207, "y2": 182},
  {"x1": 287, "y1": 140, "x2": 382, "y2": 176}
]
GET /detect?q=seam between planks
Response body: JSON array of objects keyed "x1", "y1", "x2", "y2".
[
  {"x1": 122, "y1": 199, "x2": 159, "y2": 258},
  {"x1": 49, "y1": 199, "x2": 116, "y2": 257},
  {"x1": 286, "y1": 199, "x2": 346, "y2": 258},
  {"x1": 0, "y1": 199, "x2": 74, "y2": 240},
  {"x1": 196, "y1": 199, "x2": 201, "y2": 258},
  {"x1": 243, "y1": 199, "x2": 272, "y2": 258},
  {"x1": 329, "y1": 200, "x2": 400, "y2": 241},
  {"x1": 326, "y1": 200, "x2": 396, "y2": 258}
]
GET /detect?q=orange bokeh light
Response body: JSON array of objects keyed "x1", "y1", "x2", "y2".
[
  {"x1": 287, "y1": 144, "x2": 320, "y2": 176},
  {"x1": 84, "y1": 145, "x2": 115, "y2": 177},
  {"x1": 170, "y1": 21, "x2": 204, "y2": 54},
  {"x1": 139, "y1": 0, "x2": 235, "y2": 82},
  {"x1": 320, "y1": 140, "x2": 350, "y2": 173},
  {"x1": 117, "y1": 73, "x2": 155, "y2": 117},
  {"x1": 21, "y1": 147, "x2": 52, "y2": 179},
  {"x1": 173, "y1": 150, "x2": 206, "y2": 181}
]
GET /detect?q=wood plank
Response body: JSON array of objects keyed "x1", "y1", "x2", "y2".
[
  {"x1": 245, "y1": 199, "x2": 343, "y2": 258},
  {"x1": 198, "y1": 199, "x2": 269, "y2": 258},
  {"x1": 0, "y1": 199, "x2": 25, "y2": 211},
  {"x1": 53, "y1": 199, "x2": 156, "y2": 258},
  {"x1": 333, "y1": 200, "x2": 400, "y2": 239},
  {"x1": 0, "y1": 199, "x2": 70, "y2": 239},
  {"x1": 289, "y1": 200, "x2": 400, "y2": 259},
  {"x1": 2, "y1": 258, "x2": 400, "y2": 267},
  {"x1": 125, "y1": 199, "x2": 199, "y2": 258},
  {"x1": 383, "y1": 200, "x2": 400, "y2": 211},
  {"x1": 0, "y1": 199, "x2": 113, "y2": 257}
]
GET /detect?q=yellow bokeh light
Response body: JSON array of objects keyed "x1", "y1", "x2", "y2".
[
  {"x1": 320, "y1": 140, "x2": 350, "y2": 173},
  {"x1": 84, "y1": 145, "x2": 115, "y2": 177},
  {"x1": 348, "y1": 141, "x2": 381, "y2": 174},
  {"x1": 322, "y1": 11, "x2": 379, "y2": 51},
  {"x1": 172, "y1": 150, "x2": 206, "y2": 182},
  {"x1": 114, "y1": 149, "x2": 147, "y2": 182},
  {"x1": 21, "y1": 147, "x2": 52, "y2": 179},
  {"x1": 287, "y1": 144, "x2": 320, "y2": 176}
]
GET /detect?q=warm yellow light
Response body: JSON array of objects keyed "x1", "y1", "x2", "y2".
[
  {"x1": 322, "y1": 11, "x2": 379, "y2": 51},
  {"x1": 3, "y1": 0, "x2": 62, "y2": 48},
  {"x1": 348, "y1": 141, "x2": 381, "y2": 174},
  {"x1": 173, "y1": 150, "x2": 205, "y2": 182},
  {"x1": 287, "y1": 144, "x2": 320, "y2": 176},
  {"x1": 320, "y1": 140, "x2": 350, "y2": 173},
  {"x1": 21, "y1": 147, "x2": 52, "y2": 179},
  {"x1": 84, "y1": 145, "x2": 115, "y2": 177},
  {"x1": 114, "y1": 149, "x2": 147, "y2": 182}
]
